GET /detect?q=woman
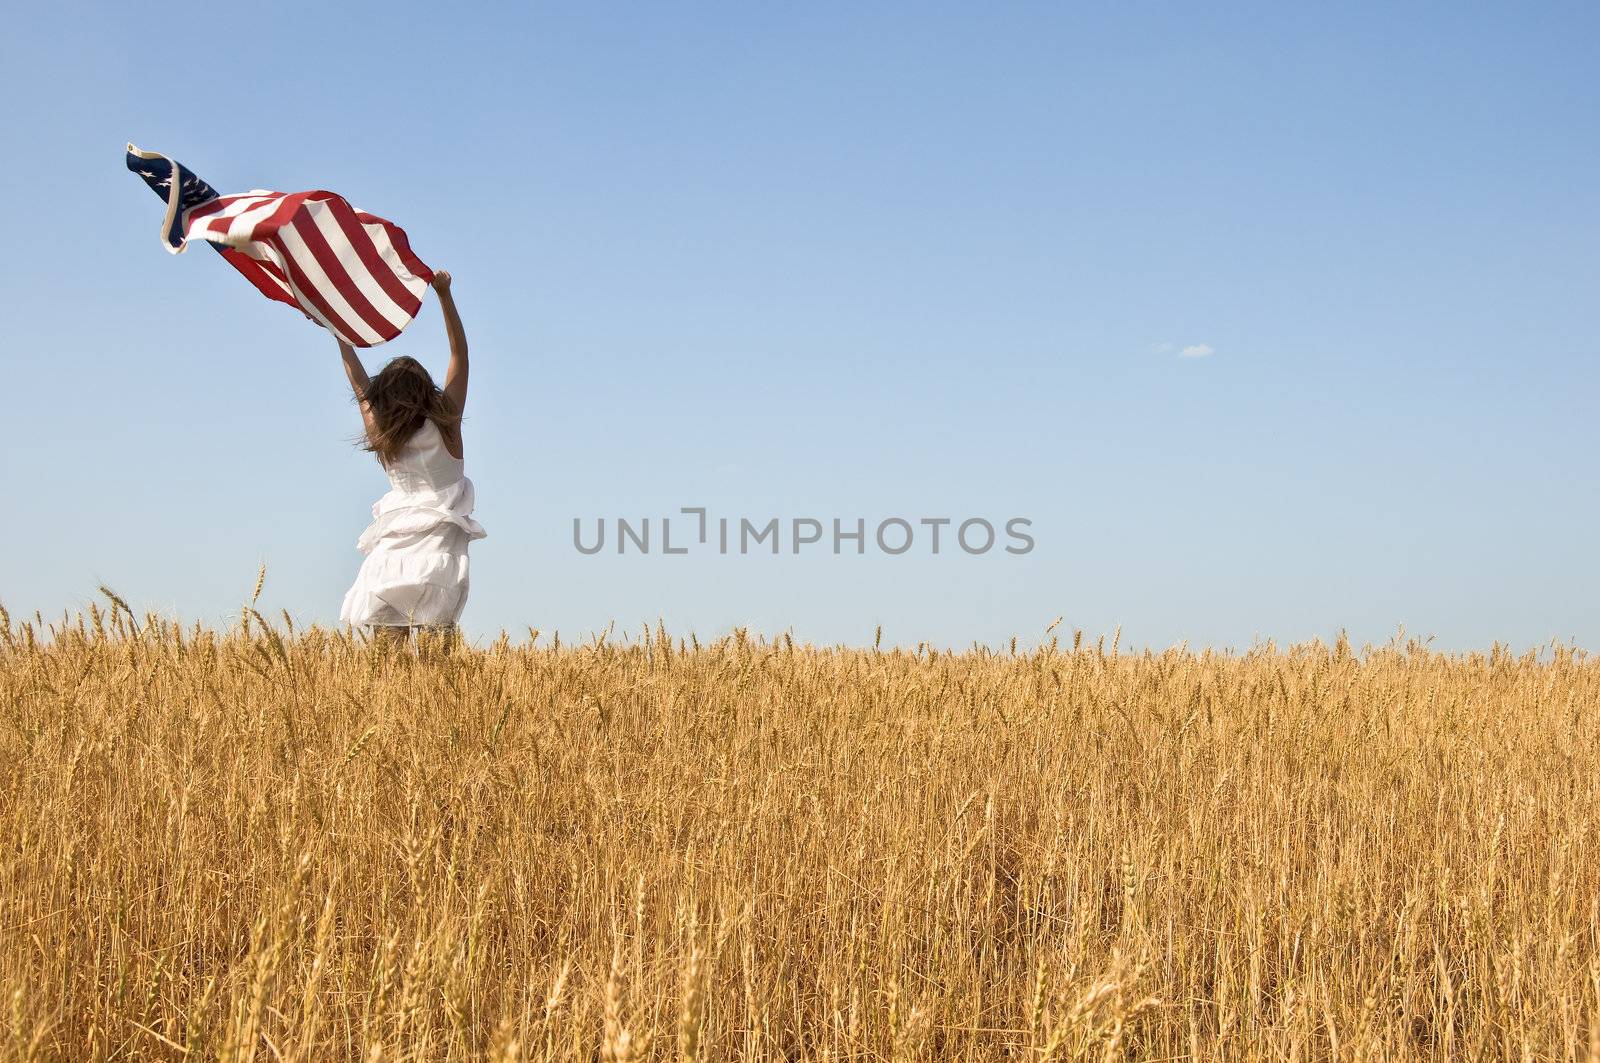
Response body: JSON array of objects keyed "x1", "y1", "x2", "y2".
[{"x1": 336, "y1": 271, "x2": 485, "y2": 642}]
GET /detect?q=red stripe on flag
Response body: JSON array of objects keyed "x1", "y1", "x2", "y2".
[
  {"x1": 247, "y1": 251, "x2": 293, "y2": 294},
  {"x1": 188, "y1": 193, "x2": 278, "y2": 240},
  {"x1": 269, "y1": 234, "x2": 366, "y2": 345},
  {"x1": 192, "y1": 213, "x2": 237, "y2": 241},
  {"x1": 185, "y1": 197, "x2": 232, "y2": 223},
  {"x1": 326, "y1": 197, "x2": 423, "y2": 317},
  {"x1": 291, "y1": 212, "x2": 401, "y2": 342},
  {"x1": 353, "y1": 209, "x2": 433, "y2": 282},
  {"x1": 242, "y1": 191, "x2": 316, "y2": 242},
  {"x1": 219, "y1": 248, "x2": 299, "y2": 309}
]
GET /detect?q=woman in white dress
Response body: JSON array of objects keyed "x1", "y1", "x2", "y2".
[{"x1": 335, "y1": 271, "x2": 485, "y2": 643}]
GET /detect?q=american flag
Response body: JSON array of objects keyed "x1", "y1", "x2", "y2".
[{"x1": 126, "y1": 144, "x2": 434, "y2": 348}]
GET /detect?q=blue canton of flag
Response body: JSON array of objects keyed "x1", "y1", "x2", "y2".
[{"x1": 126, "y1": 144, "x2": 220, "y2": 253}]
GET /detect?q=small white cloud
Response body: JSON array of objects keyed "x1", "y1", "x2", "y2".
[{"x1": 1178, "y1": 343, "x2": 1214, "y2": 358}]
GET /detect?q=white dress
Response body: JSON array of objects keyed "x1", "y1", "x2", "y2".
[{"x1": 339, "y1": 419, "x2": 486, "y2": 628}]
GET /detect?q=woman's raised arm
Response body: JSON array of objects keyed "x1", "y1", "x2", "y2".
[
  {"x1": 434, "y1": 272, "x2": 468, "y2": 416},
  {"x1": 338, "y1": 339, "x2": 378, "y2": 439}
]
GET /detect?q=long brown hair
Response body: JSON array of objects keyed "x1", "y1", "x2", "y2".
[{"x1": 360, "y1": 356, "x2": 460, "y2": 465}]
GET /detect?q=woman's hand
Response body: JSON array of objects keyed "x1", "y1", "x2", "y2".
[{"x1": 432, "y1": 270, "x2": 452, "y2": 293}]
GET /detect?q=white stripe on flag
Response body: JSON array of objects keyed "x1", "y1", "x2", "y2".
[
  {"x1": 222, "y1": 197, "x2": 300, "y2": 248},
  {"x1": 358, "y1": 214, "x2": 430, "y2": 301},
  {"x1": 230, "y1": 242, "x2": 296, "y2": 300},
  {"x1": 239, "y1": 237, "x2": 349, "y2": 339},
  {"x1": 187, "y1": 193, "x2": 281, "y2": 242},
  {"x1": 274, "y1": 219, "x2": 385, "y2": 346},
  {"x1": 304, "y1": 199, "x2": 413, "y2": 332}
]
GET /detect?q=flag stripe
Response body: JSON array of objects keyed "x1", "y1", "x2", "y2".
[
  {"x1": 219, "y1": 248, "x2": 298, "y2": 308},
  {"x1": 359, "y1": 217, "x2": 432, "y2": 311},
  {"x1": 260, "y1": 240, "x2": 347, "y2": 338},
  {"x1": 268, "y1": 231, "x2": 370, "y2": 344},
  {"x1": 292, "y1": 209, "x2": 403, "y2": 341},
  {"x1": 189, "y1": 192, "x2": 275, "y2": 223},
  {"x1": 228, "y1": 242, "x2": 294, "y2": 298},
  {"x1": 276, "y1": 221, "x2": 383, "y2": 344},
  {"x1": 244, "y1": 239, "x2": 349, "y2": 339},
  {"x1": 306, "y1": 206, "x2": 413, "y2": 331},
  {"x1": 191, "y1": 195, "x2": 282, "y2": 243},
  {"x1": 356, "y1": 210, "x2": 433, "y2": 282},
  {"x1": 231, "y1": 191, "x2": 317, "y2": 246},
  {"x1": 325, "y1": 197, "x2": 423, "y2": 318}
]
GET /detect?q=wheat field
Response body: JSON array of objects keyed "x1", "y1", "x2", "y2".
[{"x1": 2, "y1": 594, "x2": 1598, "y2": 1062}]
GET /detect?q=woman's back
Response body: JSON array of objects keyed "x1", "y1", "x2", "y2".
[{"x1": 383, "y1": 419, "x2": 464, "y2": 495}]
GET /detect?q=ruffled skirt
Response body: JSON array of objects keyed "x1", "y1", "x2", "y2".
[{"x1": 340, "y1": 479, "x2": 486, "y2": 629}]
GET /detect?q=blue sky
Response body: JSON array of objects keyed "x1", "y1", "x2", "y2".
[{"x1": 1, "y1": 2, "x2": 1595, "y2": 650}]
